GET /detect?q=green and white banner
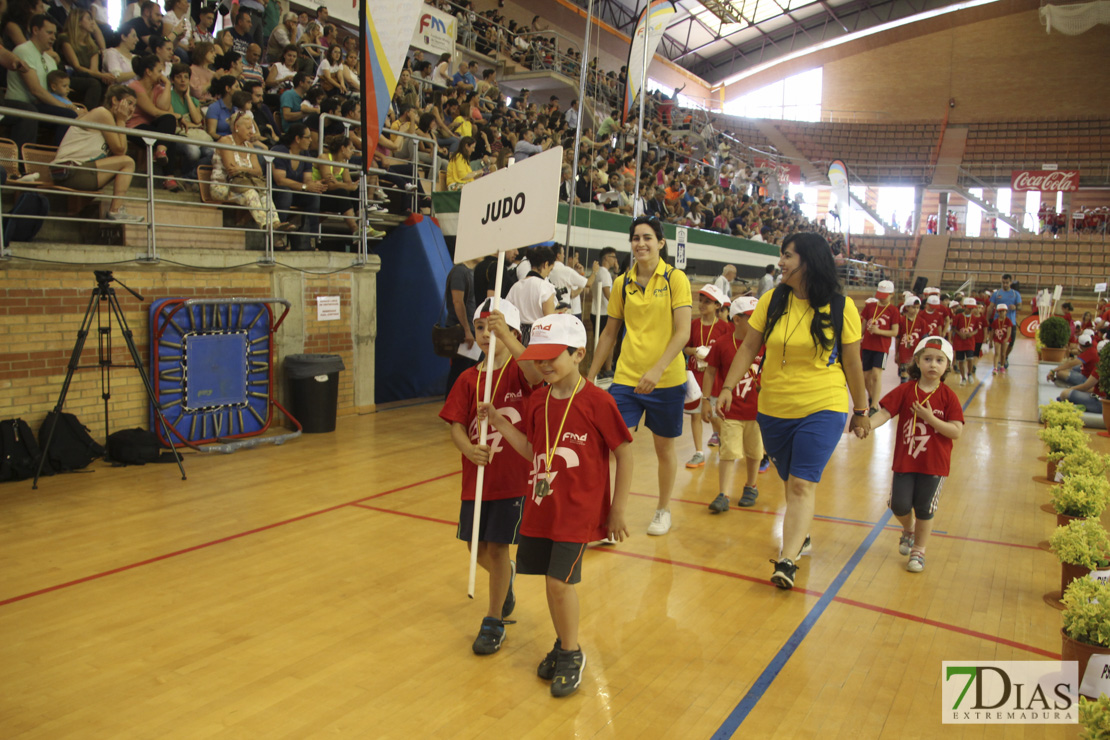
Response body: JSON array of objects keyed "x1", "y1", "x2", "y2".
[{"x1": 431, "y1": 192, "x2": 780, "y2": 268}]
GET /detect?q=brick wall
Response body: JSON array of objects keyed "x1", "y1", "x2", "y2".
[{"x1": 0, "y1": 263, "x2": 364, "y2": 437}]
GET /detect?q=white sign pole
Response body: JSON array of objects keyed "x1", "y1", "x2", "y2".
[{"x1": 467, "y1": 250, "x2": 506, "y2": 599}]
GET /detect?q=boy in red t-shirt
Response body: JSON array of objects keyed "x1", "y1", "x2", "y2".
[
  {"x1": 481, "y1": 314, "x2": 633, "y2": 698},
  {"x1": 989, "y1": 304, "x2": 1014, "y2": 374},
  {"x1": 865, "y1": 336, "x2": 964, "y2": 573},
  {"x1": 896, "y1": 296, "x2": 923, "y2": 384},
  {"x1": 920, "y1": 295, "x2": 948, "y2": 340},
  {"x1": 682, "y1": 284, "x2": 730, "y2": 469},
  {"x1": 860, "y1": 280, "x2": 899, "y2": 411},
  {"x1": 440, "y1": 299, "x2": 543, "y2": 656},
  {"x1": 702, "y1": 296, "x2": 764, "y2": 511},
  {"x1": 951, "y1": 297, "x2": 979, "y2": 386}
]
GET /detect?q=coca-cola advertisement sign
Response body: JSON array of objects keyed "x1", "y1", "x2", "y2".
[
  {"x1": 1010, "y1": 170, "x2": 1080, "y2": 192},
  {"x1": 755, "y1": 157, "x2": 801, "y2": 185}
]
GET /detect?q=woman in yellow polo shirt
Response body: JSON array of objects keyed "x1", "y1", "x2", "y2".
[
  {"x1": 587, "y1": 216, "x2": 692, "y2": 537},
  {"x1": 719, "y1": 233, "x2": 871, "y2": 590},
  {"x1": 446, "y1": 137, "x2": 482, "y2": 190}
]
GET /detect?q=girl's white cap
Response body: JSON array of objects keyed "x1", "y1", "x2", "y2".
[
  {"x1": 995, "y1": 303, "x2": 1008, "y2": 310},
  {"x1": 914, "y1": 335, "x2": 953, "y2": 363},
  {"x1": 1099, "y1": 339, "x2": 1109, "y2": 352},
  {"x1": 473, "y1": 298, "x2": 521, "y2": 333},
  {"x1": 926, "y1": 295, "x2": 941, "y2": 306},
  {"x1": 949, "y1": 300, "x2": 959, "y2": 309},
  {"x1": 962, "y1": 297, "x2": 977, "y2": 307},
  {"x1": 1078, "y1": 331, "x2": 1094, "y2": 346},
  {"x1": 730, "y1": 296, "x2": 759, "y2": 317},
  {"x1": 903, "y1": 296, "x2": 921, "y2": 307},
  {"x1": 698, "y1": 284, "x2": 727, "y2": 306},
  {"x1": 923, "y1": 287, "x2": 940, "y2": 295}
]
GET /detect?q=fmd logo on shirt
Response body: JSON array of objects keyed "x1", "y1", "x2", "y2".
[
  {"x1": 561, "y1": 431, "x2": 588, "y2": 444},
  {"x1": 653, "y1": 285, "x2": 670, "y2": 298}
]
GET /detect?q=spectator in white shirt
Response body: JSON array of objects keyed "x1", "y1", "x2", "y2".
[
  {"x1": 548, "y1": 244, "x2": 590, "y2": 320},
  {"x1": 713, "y1": 265, "x2": 735, "y2": 299},
  {"x1": 757, "y1": 264, "x2": 776, "y2": 297},
  {"x1": 505, "y1": 246, "x2": 557, "y2": 341}
]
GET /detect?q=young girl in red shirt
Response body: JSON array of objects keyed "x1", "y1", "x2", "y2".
[{"x1": 864, "y1": 336, "x2": 964, "y2": 573}]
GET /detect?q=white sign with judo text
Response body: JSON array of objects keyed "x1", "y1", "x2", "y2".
[
  {"x1": 675, "y1": 227, "x2": 688, "y2": 270},
  {"x1": 454, "y1": 147, "x2": 563, "y2": 264}
]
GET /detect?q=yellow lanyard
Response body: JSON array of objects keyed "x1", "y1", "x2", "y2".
[
  {"x1": 911, "y1": 382, "x2": 939, "y2": 433},
  {"x1": 543, "y1": 377, "x2": 582, "y2": 475},
  {"x1": 475, "y1": 359, "x2": 510, "y2": 414},
  {"x1": 872, "y1": 303, "x2": 889, "y2": 326},
  {"x1": 698, "y1": 318, "x2": 718, "y2": 345}
]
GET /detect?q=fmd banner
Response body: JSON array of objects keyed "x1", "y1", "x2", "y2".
[{"x1": 410, "y1": 6, "x2": 456, "y2": 57}]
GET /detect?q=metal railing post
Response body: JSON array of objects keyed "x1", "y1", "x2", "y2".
[
  {"x1": 141, "y1": 136, "x2": 158, "y2": 261},
  {"x1": 262, "y1": 154, "x2": 275, "y2": 264},
  {"x1": 357, "y1": 175, "x2": 368, "y2": 265}
]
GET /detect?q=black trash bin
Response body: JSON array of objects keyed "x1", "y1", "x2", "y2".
[{"x1": 284, "y1": 354, "x2": 345, "y2": 433}]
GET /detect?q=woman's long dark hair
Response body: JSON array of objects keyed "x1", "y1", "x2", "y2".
[
  {"x1": 628, "y1": 215, "x2": 668, "y2": 261},
  {"x1": 761, "y1": 232, "x2": 842, "y2": 352}
]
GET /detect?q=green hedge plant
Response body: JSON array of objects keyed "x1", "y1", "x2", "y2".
[
  {"x1": 1039, "y1": 400, "x2": 1086, "y2": 430},
  {"x1": 1049, "y1": 518, "x2": 1110, "y2": 569},
  {"x1": 1038, "y1": 426, "x2": 1090, "y2": 463},
  {"x1": 1051, "y1": 473, "x2": 1110, "y2": 518},
  {"x1": 1057, "y1": 447, "x2": 1110, "y2": 479},
  {"x1": 1062, "y1": 576, "x2": 1110, "y2": 648},
  {"x1": 1079, "y1": 694, "x2": 1110, "y2": 739},
  {"x1": 1039, "y1": 316, "x2": 1071, "y2": 349}
]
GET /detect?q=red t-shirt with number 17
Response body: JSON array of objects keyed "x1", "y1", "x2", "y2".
[
  {"x1": 705, "y1": 335, "x2": 763, "y2": 421},
  {"x1": 879, "y1": 381, "x2": 964, "y2": 476}
]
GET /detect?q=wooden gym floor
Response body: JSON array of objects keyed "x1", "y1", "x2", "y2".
[{"x1": 1, "y1": 337, "x2": 1104, "y2": 739}]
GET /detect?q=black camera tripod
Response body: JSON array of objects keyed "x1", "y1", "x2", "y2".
[{"x1": 33, "y1": 271, "x2": 186, "y2": 488}]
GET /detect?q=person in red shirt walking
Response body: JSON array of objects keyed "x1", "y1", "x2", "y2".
[
  {"x1": 439, "y1": 300, "x2": 543, "y2": 655},
  {"x1": 702, "y1": 296, "x2": 764, "y2": 511},
  {"x1": 951, "y1": 297, "x2": 979, "y2": 385},
  {"x1": 860, "y1": 280, "x2": 899, "y2": 411},
  {"x1": 682, "y1": 284, "x2": 730, "y2": 468},
  {"x1": 863, "y1": 336, "x2": 964, "y2": 573},
  {"x1": 920, "y1": 294, "x2": 948, "y2": 339},
  {"x1": 989, "y1": 304, "x2": 1014, "y2": 374},
  {"x1": 896, "y1": 296, "x2": 923, "y2": 384},
  {"x1": 481, "y1": 314, "x2": 633, "y2": 698}
]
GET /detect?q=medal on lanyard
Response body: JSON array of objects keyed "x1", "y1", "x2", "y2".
[{"x1": 536, "y1": 377, "x2": 582, "y2": 500}]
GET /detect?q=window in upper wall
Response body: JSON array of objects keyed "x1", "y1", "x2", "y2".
[
  {"x1": 722, "y1": 68, "x2": 821, "y2": 122},
  {"x1": 967, "y1": 188, "x2": 984, "y2": 238},
  {"x1": 997, "y1": 188, "x2": 1012, "y2": 238}
]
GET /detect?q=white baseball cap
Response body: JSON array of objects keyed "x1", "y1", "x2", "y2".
[
  {"x1": 865, "y1": 297, "x2": 878, "y2": 304},
  {"x1": 949, "y1": 300, "x2": 960, "y2": 309},
  {"x1": 730, "y1": 295, "x2": 759, "y2": 317},
  {"x1": 915, "y1": 335, "x2": 954, "y2": 363},
  {"x1": 875, "y1": 280, "x2": 894, "y2": 298},
  {"x1": 926, "y1": 295, "x2": 941, "y2": 306},
  {"x1": 962, "y1": 297, "x2": 977, "y2": 307},
  {"x1": 520, "y1": 314, "x2": 587, "y2": 360},
  {"x1": 473, "y1": 298, "x2": 521, "y2": 333},
  {"x1": 904, "y1": 296, "x2": 921, "y2": 307},
  {"x1": 1078, "y1": 331, "x2": 1095, "y2": 346},
  {"x1": 698, "y1": 284, "x2": 727, "y2": 306},
  {"x1": 924, "y1": 287, "x2": 940, "y2": 295},
  {"x1": 995, "y1": 304, "x2": 1008, "y2": 311}
]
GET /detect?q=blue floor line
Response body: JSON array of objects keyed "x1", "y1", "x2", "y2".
[{"x1": 712, "y1": 379, "x2": 983, "y2": 737}]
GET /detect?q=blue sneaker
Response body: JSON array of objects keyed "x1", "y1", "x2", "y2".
[{"x1": 759, "y1": 455, "x2": 771, "y2": 474}]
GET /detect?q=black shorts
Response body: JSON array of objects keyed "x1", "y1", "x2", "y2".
[
  {"x1": 955, "y1": 349, "x2": 975, "y2": 362},
  {"x1": 974, "y1": 342, "x2": 983, "y2": 356},
  {"x1": 456, "y1": 497, "x2": 524, "y2": 545},
  {"x1": 888, "y1": 472, "x2": 945, "y2": 520},
  {"x1": 516, "y1": 535, "x2": 587, "y2": 584},
  {"x1": 861, "y1": 348, "x2": 888, "y2": 371}
]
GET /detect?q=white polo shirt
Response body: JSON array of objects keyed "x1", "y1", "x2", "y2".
[{"x1": 548, "y1": 261, "x2": 588, "y2": 315}]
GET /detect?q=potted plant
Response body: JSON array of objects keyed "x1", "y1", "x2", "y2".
[
  {"x1": 1099, "y1": 339, "x2": 1110, "y2": 430},
  {"x1": 1039, "y1": 316, "x2": 1071, "y2": 362},
  {"x1": 1051, "y1": 472, "x2": 1110, "y2": 526},
  {"x1": 1038, "y1": 426, "x2": 1090, "y2": 480},
  {"x1": 1049, "y1": 517, "x2": 1110, "y2": 598},
  {"x1": 1079, "y1": 694, "x2": 1110, "y2": 738},
  {"x1": 1039, "y1": 400, "x2": 1086, "y2": 430},
  {"x1": 1057, "y1": 447, "x2": 1110, "y2": 479},
  {"x1": 1061, "y1": 576, "x2": 1110, "y2": 699}
]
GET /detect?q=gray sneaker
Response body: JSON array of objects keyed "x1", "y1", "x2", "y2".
[
  {"x1": 685, "y1": 451, "x2": 706, "y2": 469},
  {"x1": 106, "y1": 208, "x2": 144, "y2": 223},
  {"x1": 898, "y1": 532, "x2": 915, "y2": 556},
  {"x1": 708, "y1": 493, "x2": 729, "y2": 513}
]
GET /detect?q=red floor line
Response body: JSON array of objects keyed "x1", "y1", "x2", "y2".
[
  {"x1": 832, "y1": 597, "x2": 1061, "y2": 659},
  {"x1": 351, "y1": 503, "x2": 458, "y2": 526},
  {"x1": 348, "y1": 502, "x2": 1059, "y2": 660},
  {"x1": 629, "y1": 491, "x2": 1041, "y2": 550},
  {"x1": 0, "y1": 470, "x2": 462, "y2": 608}
]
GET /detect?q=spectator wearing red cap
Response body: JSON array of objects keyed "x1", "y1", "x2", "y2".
[{"x1": 860, "y1": 279, "x2": 899, "y2": 412}]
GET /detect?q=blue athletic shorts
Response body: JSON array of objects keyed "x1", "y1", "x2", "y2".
[
  {"x1": 609, "y1": 383, "x2": 685, "y2": 438},
  {"x1": 757, "y1": 410, "x2": 849, "y2": 483}
]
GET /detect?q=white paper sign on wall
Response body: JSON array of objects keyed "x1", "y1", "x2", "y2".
[
  {"x1": 316, "y1": 296, "x2": 340, "y2": 321},
  {"x1": 675, "y1": 226, "x2": 688, "y2": 270},
  {"x1": 454, "y1": 147, "x2": 563, "y2": 264}
]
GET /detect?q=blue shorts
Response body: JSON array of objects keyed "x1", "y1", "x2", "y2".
[
  {"x1": 609, "y1": 383, "x2": 685, "y2": 438},
  {"x1": 757, "y1": 410, "x2": 849, "y2": 483}
]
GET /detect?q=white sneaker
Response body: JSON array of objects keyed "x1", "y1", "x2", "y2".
[
  {"x1": 647, "y1": 509, "x2": 671, "y2": 536},
  {"x1": 367, "y1": 203, "x2": 386, "y2": 213},
  {"x1": 106, "y1": 208, "x2": 144, "y2": 223}
]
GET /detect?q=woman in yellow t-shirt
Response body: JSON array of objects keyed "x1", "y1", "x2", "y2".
[
  {"x1": 446, "y1": 137, "x2": 483, "y2": 190},
  {"x1": 587, "y1": 216, "x2": 693, "y2": 537},
  {"x1": 719, "y1": 233, "x2": 870, "y2": 590}
]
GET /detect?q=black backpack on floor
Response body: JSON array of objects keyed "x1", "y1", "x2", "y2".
[
  {"x1": 38, "y1": 412, "x2": 105, "y2": 472},
  {"x1": 107, "y1": 428, "x2": 176, "y2": 465},
  {"x1": 0, "y1": 418, "x2": 51, "y2": 482}
]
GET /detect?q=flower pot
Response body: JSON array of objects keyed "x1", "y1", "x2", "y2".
[
  {"x1": 1102, "y1": 398, "x2": 1110, "y2": 430},
  {"x1": 1041, "y1": 347, "x2": 1067, "y2": 362},
  {"x1": 1061, "y1": 561, "x2": 1090, "y2": 596},
  {"x1": 1046, "y1": 459, "x2": 1057, "y2": 480},
  {"x1": 1057, "y1": 512, "x2": 1081, "y2": 528},
  {"x1": 1061, "y1": 628, "x2": 1110, "y2": 699}
]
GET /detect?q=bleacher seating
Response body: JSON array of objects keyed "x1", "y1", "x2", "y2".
[
  {"x1": 845, "y1": 235, "x2": 918, "y2": 269},
  {"x1": 942, "y1": 235, "x2": 1110, "y2": 289},
  {"x1": 962, "y1": 118, "x2": 1110, "y2": 185},
  {"x1": 773, "y1": 120, "x2": 941, "y2": 184}
]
